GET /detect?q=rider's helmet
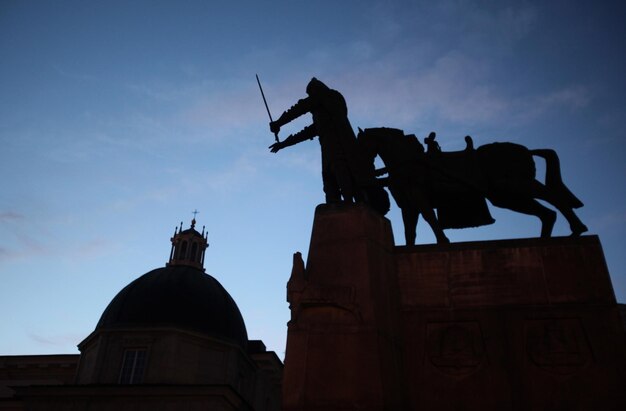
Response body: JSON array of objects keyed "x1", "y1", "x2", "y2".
[{"x1": 306, "y1": 77, "x2": 330, "y2": 96}]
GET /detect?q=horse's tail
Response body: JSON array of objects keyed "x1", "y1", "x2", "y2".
[{"x1": 530, "y1": 149, "x2": 583, "y2": 208}]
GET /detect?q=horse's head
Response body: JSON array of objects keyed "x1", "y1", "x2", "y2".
[
  {"x1": 357, "y1": 127, "x2": 406, "y2": 163},
  {"x1": 357, "y1": 127, "x2": 379, "y2": 163}
]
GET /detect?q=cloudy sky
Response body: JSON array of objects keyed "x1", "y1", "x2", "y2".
[{"x1": 1, "y1": 0, "x2": 625, "y2": 357}]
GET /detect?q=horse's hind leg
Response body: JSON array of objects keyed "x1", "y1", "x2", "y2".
[
  {"x1": 490, "y1": 195, "x2": 557, "y2": 237},
  {"x1": 530, "y1": 180, "x2": 588, "y2": 236}
]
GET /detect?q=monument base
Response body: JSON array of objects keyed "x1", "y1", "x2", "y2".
[
  {"x1": 283, "y1": 204, "x2": 406, "y2": 411},
  {"x1": 283, "y1": 204, "x2": 626, "y2": 410},
  {"x1": 397, "y1": 236, "x2": 626, "y2": 410}
]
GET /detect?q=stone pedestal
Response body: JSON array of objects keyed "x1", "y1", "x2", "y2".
[
  {"x1": 283, "y1": 205, "x2": 626, "y2": 410},
  {"x1": 283, "y1": 204, "x2": 407, "y2": 411},
  {"x1": 397, "y1": 236, "x2": 626, "y2": 410}
]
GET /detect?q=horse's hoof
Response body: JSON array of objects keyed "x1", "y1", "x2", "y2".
[
  {"x1": 570, "y1": 224, "x2": 588, "y2": 237},
  {"x1": 437, "y1": 236, "x2": 450, "y2": 245},
  {"x1": 541, "y1": 211, "x2": 557, "y2": 238}
]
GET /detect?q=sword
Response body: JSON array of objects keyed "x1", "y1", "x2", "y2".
[{"x1": 256, "y1": 74, "x2": 280, "y2": 143}]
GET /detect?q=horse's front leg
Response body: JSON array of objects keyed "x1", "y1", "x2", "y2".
[
  {"x1": 401, "y1": 208, "x2": 418, "y2": 246},
  {"x1": 406, "y1": 187, "x2": 449, "y2": 245},
  {"x1": 420, "y1": 207, "x2": 450, "y2": 244}
]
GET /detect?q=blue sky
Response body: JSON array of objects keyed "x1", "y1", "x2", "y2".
[{"x1": 1, "y1": 0, "x2": 625, "y2": 357}]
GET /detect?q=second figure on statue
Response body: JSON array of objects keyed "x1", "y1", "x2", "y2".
[{"x1": 269, "y1": 78, "x2": 378, "y2": 207}]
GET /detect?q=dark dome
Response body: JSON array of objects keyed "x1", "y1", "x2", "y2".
[{"x1": 96, "y1": 266, "x2": 248, "y2": 348}]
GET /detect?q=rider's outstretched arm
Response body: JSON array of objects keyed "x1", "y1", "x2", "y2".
[
  {"x1": 375, "y1": 167, "x2": 388, "y2": 177},
  {"x1": 269, "y1": 124, "x2": 317, "y2": 153}
]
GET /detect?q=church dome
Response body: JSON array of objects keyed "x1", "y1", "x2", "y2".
[{"x1": 96, "y1": 265, "x2": 248, "y2": 348}]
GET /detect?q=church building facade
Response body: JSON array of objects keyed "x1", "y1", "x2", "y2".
[{"x1": 0, "y1": 219, "x2": 282, "y2": 411}]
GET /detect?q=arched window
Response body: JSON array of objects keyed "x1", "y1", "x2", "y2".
[
  {"x1": 190, "y1": 242, "x2": 198, "y2": 262},
  {"x1": 179, "y1": 241, "x2": 188, "y2": 260},
  {"x1": 119, "y1": 348, "x2": 147, "y2": 384},
  {"x1": 174, "y1": 241, "x2": 181, "y2": 260}
]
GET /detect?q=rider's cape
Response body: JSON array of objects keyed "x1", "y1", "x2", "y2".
[{"x1": 426, "y1": 150, "x2": 496, "y2": 229}]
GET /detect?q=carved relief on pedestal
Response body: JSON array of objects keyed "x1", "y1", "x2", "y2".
[
  {"x1": 525, "y1": 318, "x2": 591, "y2": 375},
  {"x1": 426, "y1": 322, "x2": 485, "y2": 378},
  {"x1": 290, "y1": 285, "x2": 360, "y2": 328}
]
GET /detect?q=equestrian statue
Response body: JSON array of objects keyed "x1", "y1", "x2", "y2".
[
  {"x1": 357, "y1": 127, "x2": 588, "y2": 245},
  {"x1": 259, "y1": 77, "x2": 587, "y2": 245}
]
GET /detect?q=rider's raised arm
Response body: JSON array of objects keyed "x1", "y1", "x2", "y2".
[{"x1": 273, "y1": 97, "x2": 313, "y2": 130}]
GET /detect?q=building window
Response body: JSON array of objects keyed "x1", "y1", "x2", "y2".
[
  {"x1": 190, "y1": 242, "x2": 198, "y2": 262},
  {"x1": 179, "y1": 241, "x2": 188, "y2": 260},
  {"x1": 119, "y1": 348, "x2": 147, "y2": 384}
]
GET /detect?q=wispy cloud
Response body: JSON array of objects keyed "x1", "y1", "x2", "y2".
[
  {"x1": 589, "y1": 209, "x2": 626, "y2": 231},
  {"x1": 75, "y1": 238, "x2": 112, "y2": 259},
  {"x1": 458, "y1": 2, "x2": 539, "y2": 48},
  {"x1": 0, "y1": 231, "x2": 53, "y2": 262},
  {"x1": 335, "y1": 51, "x2": 509, "y2": 128},
  {"x1": 0, "y1": 236, "x2": 115, "y2": 264},
  {"x1": 126, "y1": 82, "x2": 191, "y2": 103},
  {"x1": 29, "y1": 332, "x2": 84, "y2": 348},
  {"x1": 511, "y1": 85, "x2": 591, "y2": 124},
  {"x1": 0, "y1": 211, "x2": 23, "y2": 221},
  {"x1": 537, "y1": 86, "x2": 590, "y2": 110},
  {"x1": 103, "y1": 183, "x2": 182, "y2": 216},
  {"x1": 0, "y1": 217, "x2": 112, "y2": 263},
  {"x1": 53, "y1": 65, "x2": 97, "y2": 82},
  {"x1": 176, "y1": 150, "x2": 265, "y2": 196},
  {"x1": 0, "y1": 246, "x2": 11, "y2": 258},
  {"x1": 330, "y1": 51, "x2": 589, "y2": 133},
  {"x1": 265, "y1": 2, "x2": 579, "y2": 134},
  {"x1": 0, "y1": 211, "x2": 43, "y2": 262},
  {"x1": 271, "y1": 149, "x2": 321, "y2": 176},
  {"x1": 179, "y1": 88, "x2": 267, "y2": 141}
]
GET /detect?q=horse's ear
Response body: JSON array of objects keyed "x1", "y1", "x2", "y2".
[{"x1": 358, "y1": 127, "x2": 363, "y2": 134}]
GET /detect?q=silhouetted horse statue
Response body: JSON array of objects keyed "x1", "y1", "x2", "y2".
[{"x1": 357, "y1": 127, "x2": 588, "y2": 245}]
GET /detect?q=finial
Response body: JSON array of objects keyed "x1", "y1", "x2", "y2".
[
  {"x1": 191, "y1": 209, "x2": 199, "y2": 229},
  {"x1": 201, "y1": 225, "x2": 205, "y2": 236},
  {"x1": 180, "y1": 221, "x2": 183, "y2": 231}
]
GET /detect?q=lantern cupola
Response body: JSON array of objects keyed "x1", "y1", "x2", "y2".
[{"x1": 167, "y1": 217, "x2": 209, "y2": 271}]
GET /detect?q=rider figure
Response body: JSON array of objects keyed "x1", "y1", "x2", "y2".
[
  {"x1": 424, "y1": 132, "x2": 441, "y2": 154},
  {"x1": 269, "y1": 78, "x2": 365, "y2": 204}
]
